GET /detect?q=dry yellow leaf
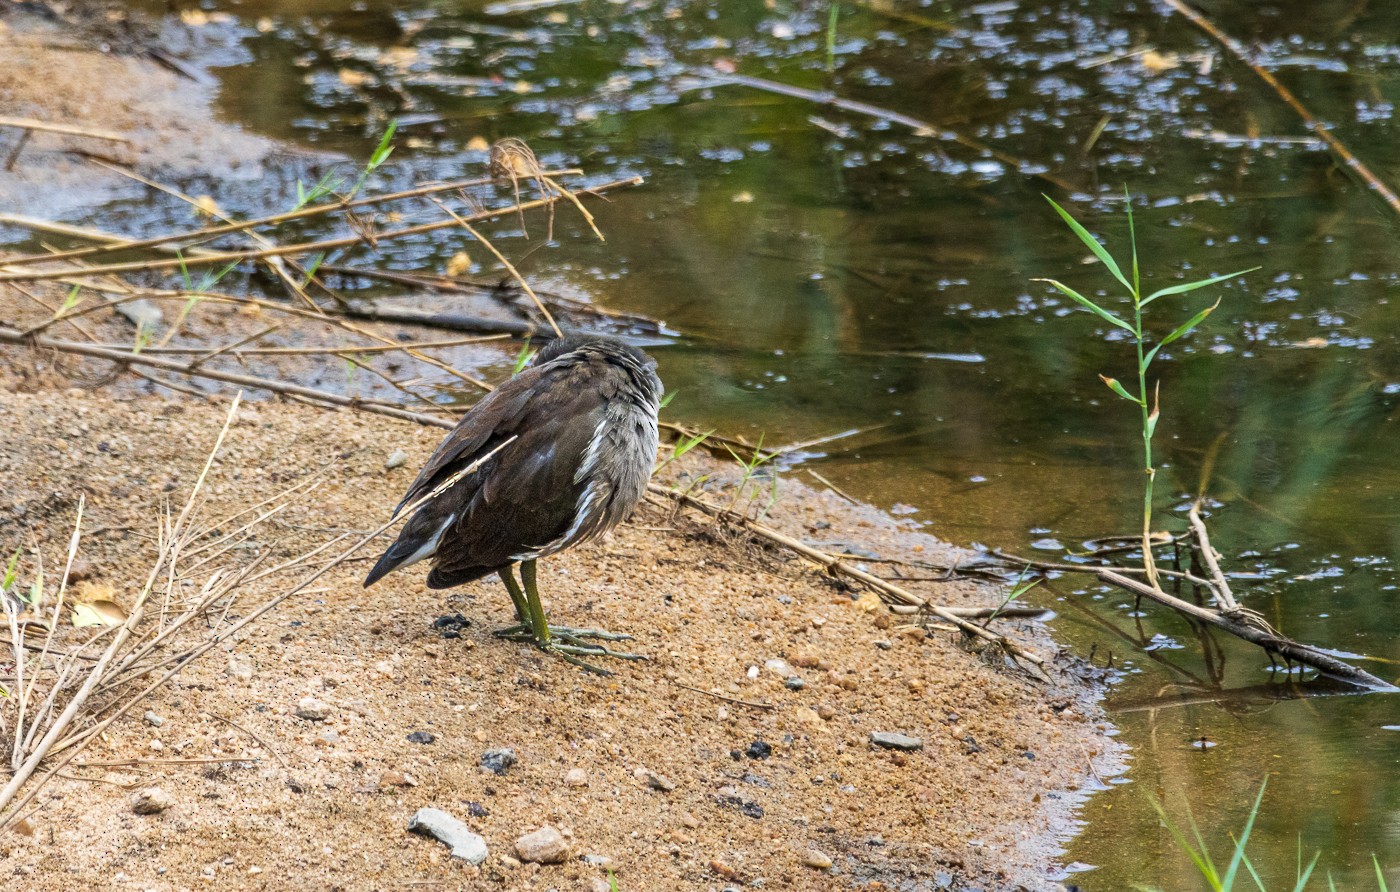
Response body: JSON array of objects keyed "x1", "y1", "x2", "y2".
[
  {"x1": 338, "y1": 68, "x2": 372, "y2": 88},
  {"x1": 445, "y1": 251, "x2": 472, "y2": 278},
  {"x1": 1140, "y1": 50, "x2": 1180, "y2": 74},
  {"x1": 192, "y1": 195, "x2": 223, "y2": 219},
  {"x1": 180, "y1": 9, "x2": 209, "y2": 26},
  {"x1": 465, "y1": 136, "x2": 491, "y2": 152}
]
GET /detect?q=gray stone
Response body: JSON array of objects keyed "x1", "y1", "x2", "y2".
[
  {"x1": 515, "y1": 825, "x2": 570, "y2": 864},
  {"x1": 142, "y1": 710, "x2": 164, "y2": 727},
  {"x1": 295, "y1": 697, "x2": 333, "y2": 721},
  {"x1": 870, "y1": 731, "x2": 923, "y2": 751},
  {"x1": 480, "y1": 747, "x2": 517, "y2": 775},
  {"x1": 385, "y1": 449, "x2": 409, "y2": 470},
  {"x1": 408, "y1": 808, "x2": 489, "y2": 865},
  {"x1": 130, "y1": 787, "x2": 174, "y2": 815}
]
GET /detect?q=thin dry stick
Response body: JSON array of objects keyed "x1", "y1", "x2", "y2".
[
  {"x1": 647, "y1": 483, "x2": 1048, "y2": 670},
  {"x1": 429, "y1": 196, "x2": 563, "y2": 338},
  {"x1": 43, "y1": 436, "x2": 516, "y2": 765},
  {"x1": 90, "y1": 159, "x2": 323, "y2": 312},
  {"x1": 0, "y1": 326, "x2": 451, "y2": 427},
  {"x1": 1098, "y1": 567, "x2": 1391, "y2": 690},
  {"x1": 0, "y1": 394, "x2": 244, "y2": 815},
  {"x1": 668, "y1": 679, "x2": 774, "y2": 711},
  {"x1": 0, "y1": 116, "x2": 130, "y2": 142},
  {"x1": 205, "y1": 713, "x2": 287, "y2": 768},
  {"x1": 0, "y1": 177, "x2": 644, "y2": 283},
  {"x1": 90, "y1": 334, "x2": 508, "y2": 357},
  {"x1": 1162, "y1": 0, "x2": 1400, "y2": 217},
  {"x1": 1186, "y1": 499, "x2": 1241, "y2": 614},
  {"x1": 0, "y1": 169, "x2": 584, "y2": 269}
]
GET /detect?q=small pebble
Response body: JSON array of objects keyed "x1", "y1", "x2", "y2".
[
  {"x1": 645, "y1": 771, "x2": 676, "y2": 792},
  {"x1": 515, "y1": 825, "x2": 570, "y2": 864},
  {"x1": 764, "y1": 658, "x2": 795, "y2": 678},
  {"x1": 582, "y1": 853, "x2": 614, "y2": 868},
  {"x1": 226, "y1": 654, "x2": 254, "y2": 682},
  {"x1": 295, "y1": 697, "x2": 332, "y2": 721},
  {"x1": 802, "y1": 848, "x2": 834, "y2": 870},
  {"x1": 480, "y1": 747, "x2": 517, "y2": 775},
  {"x1": 870, "y1": 731, "x2": 924, "y2": 751},
  {"x1": 142, "y1": 711, "x2": 164, "y2": 727},
  {"x1": 407, "y1": 731, "x2": 435, "y2": 745},
  {"x1": 784, "y1": 676, "x2": 806, "y2": 691},
  {"x1": 314, "y1": 729, "x2": 340, "y2": 747},
  {"x1": 130, "y1": 787, "x2": 174, "y2": 815},
  {"x1": 795, "y1": 706, "x2": 822, "y2": 725},
  {"x1": 385, "y1": 449, "x2": 409, "y2": 469},
  {"x1": 745, "y1": 740, "x2": 772, "y2": 760},
  {"x1": 817, "y1": 704, "x2": 836, "y2": 721},
  {"x1": 563, "y1": 768, "x2": 588, "y2": 787},
  {"x1": 408, "y1": 807, "x2": 489, "y2": 865}
]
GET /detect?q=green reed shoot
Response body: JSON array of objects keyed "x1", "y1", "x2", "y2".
[
  {"x1": 1140, "y1": 777, "x2": 1390, "y2": 891},
  {"x1": 1035, "y1": 193, "x2": 1255, "y2": 588}
]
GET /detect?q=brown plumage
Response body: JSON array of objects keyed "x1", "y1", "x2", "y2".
[{"x1": 363, "y1": 334, "x2": 662, "y2": 672}]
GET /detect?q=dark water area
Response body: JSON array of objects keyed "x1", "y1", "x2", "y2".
[{"x1": 25, "y1": 0, "x2": 1400, "y2": 886}]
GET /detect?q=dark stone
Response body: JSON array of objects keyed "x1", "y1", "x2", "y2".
[
  {"x1": 466, "y1": 801, "x2": 489, "y2": 818},
  {"x1": 713, "y1": 794, "x2": 764, "y2": 820},
  {"x1": 783, "y1": 676, "x2": 806, "y2": 691},
  {"x1": 407, "y1": 731, "x2": 436, "y2": 745},
  {"x1": 745, "y1": 740, "x2": 772, "y2": 760},
  {"x1": 433, "y1": 614, "x2": 470, "y2": 639}
]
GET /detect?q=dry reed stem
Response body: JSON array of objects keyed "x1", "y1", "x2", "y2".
[
  {"x1": 0, "y1": 177, "x2": 643, "y2": 283},
  {"x1": 0, "y1": 394, "x2": 243, "y2": 816},
  {"x1": 0, "y1": 326, "x2": 453, "y2": 426},
  {"x1": 428, "y1": 196, "x2": 563, "y2": 338},
  {"x1": 0, "y1": 116, "x2": 130, "y2": 142},
  {"x1": 645, "y1": 483, "x2": 1049, "y2": 671},
  {"x1": 1097, "y1": 567, "x2": 1391, "y2": 689},
  {"x1": 0, "y1": 169, "x2": 584, "y2": 269}
]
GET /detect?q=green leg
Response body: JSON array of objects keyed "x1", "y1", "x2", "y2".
[
  {"x1": 492, "y1": 559, "x2": 646, "y2": 675},
  {"x1": 497, "y1": 567, "x2": 532, "y2": 627}
]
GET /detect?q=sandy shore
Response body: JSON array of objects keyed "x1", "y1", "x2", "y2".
[{"x1": 0, "y1": 5, "x2": 1120, "y2": 889}]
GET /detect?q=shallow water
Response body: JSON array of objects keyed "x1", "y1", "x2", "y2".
[{"x1": 23, "y1": 0, "x2": 1400, "y2": 885}]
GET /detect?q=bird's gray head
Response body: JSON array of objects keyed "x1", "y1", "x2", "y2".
[{"x1": 531, "y1": 334, "x2": 662, "y2": 409}]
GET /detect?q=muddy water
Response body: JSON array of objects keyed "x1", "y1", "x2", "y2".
[{"x1": 38, "y1": 0, "x2": 1400, "y2": 886}]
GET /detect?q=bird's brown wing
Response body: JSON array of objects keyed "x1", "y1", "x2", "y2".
[{"x1": 423, "y1": 360, "x2": 614, "y2": 587}]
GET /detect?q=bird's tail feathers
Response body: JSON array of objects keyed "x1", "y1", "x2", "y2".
[{"x1": 362, "y1": 512, "x2": 455, "y2": 587}]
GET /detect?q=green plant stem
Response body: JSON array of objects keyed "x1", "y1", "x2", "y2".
[{"x1": 1133, "y1": 297, "x2": 1159, "y2": 589}]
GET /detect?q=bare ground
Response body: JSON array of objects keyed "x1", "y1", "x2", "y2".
[{"x1": 0, "y1": 388, "x2": 1117, "y2": 892}]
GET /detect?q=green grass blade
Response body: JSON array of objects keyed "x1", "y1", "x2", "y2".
[
  {"x1": 659, "y1": 389, "x2": 678, "y2": 409},
  {"x1": 1376, "y1": 855, "x2": 1389, "y2": 892},
  {"x1": 1291, "y1": 852, "x2": 1320, "y2": 892},
  {"x1": 1222, "y1": 778, "x2": 1267, "y2": 889},
  {"x1": 1159, "y1": 298, "x2": 1220, "y2": 350},
  {"x1": 1149, "y1": 796, "x2": 1221, "y2": 887},
  {"x1": 1142, "y1": 267, "x2": 1259, "y2": 305},
  {"x1": 1032, "y1": 278, "x2": 1135, "y2": 333},
  {"x1": 1043, "y1": 195, "x2": 1133, "y2": 294},
  {"x1": 1099, "y1": 374, "x2": 1142, "y2": 405},
  {"x1": 368, "y1": 120, "x2": 398, "y2": 170}
]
